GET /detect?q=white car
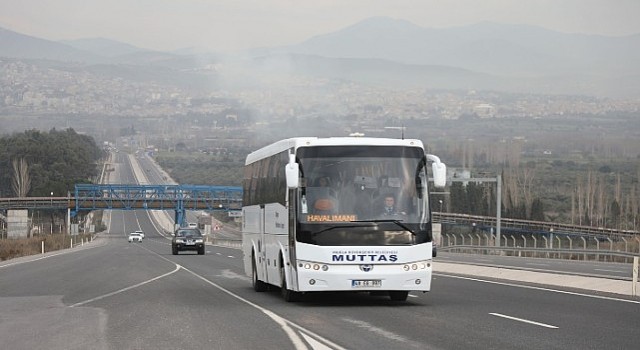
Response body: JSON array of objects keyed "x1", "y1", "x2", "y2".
[
  {"x1": 134, "y1": 230, "x2": 145, "y2": 239},
  {"x1": 128, "y1": 232, "x2": 143, "y2": 243}
]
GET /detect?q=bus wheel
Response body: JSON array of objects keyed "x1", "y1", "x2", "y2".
[
  {"x1": 252, "y1": 255, "x2": 267, "y2": 292},
  {"x1": 280, "y1": 265, "x2": 299, "y2": 302},
  {"x1": 389, "y1": 291, "x2": 409, "y2": 301}
]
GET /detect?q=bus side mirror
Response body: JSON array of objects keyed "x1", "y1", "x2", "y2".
[
  {"x1": 427, "y1": 154, "x2": 446, "y2": 188},
  {"x1": 432, "y1": 162, "x2": 446, "y2": 188},
  {"x1": 285, "y1": 155, "x2": 300, "y2": 189}
]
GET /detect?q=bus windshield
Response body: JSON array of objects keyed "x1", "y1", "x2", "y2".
[{"x1": 295, "y1": 145, "x2": 431, "y2": 246}]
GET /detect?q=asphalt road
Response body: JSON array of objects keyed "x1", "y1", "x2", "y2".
[
  {"x1": 2, "y1": 206, "x2": 640, "y2": 350},
  {"x1": 438, "y1": 251, "x2": 635, "y2": 280},
  {"x1": 4, "y1": 151, "x2": 639, "y2": 349}
]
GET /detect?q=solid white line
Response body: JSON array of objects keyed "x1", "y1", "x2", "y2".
[
  {"x1": 133, "y1": 242, "x2": 346, "y2": 350},
  {"x1": 70, "y1": 264, "x2": 181, "y2": 307},
  {"x1": 490, "y1": 313, "x2": 558, "y2": 329},
  {"x1": 435, "y1": 272, "x2": 640, "y2": 304},
  {"x1": 594, "y1": 268, "x2": 624, "y2": 273},
  {"x1": 300, "y1": 332, "x2": 333, "y2": 350}
]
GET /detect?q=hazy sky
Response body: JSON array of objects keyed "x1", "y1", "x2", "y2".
[{"x1": 1, "y1": 0, "x2": 639, "y2": 52}]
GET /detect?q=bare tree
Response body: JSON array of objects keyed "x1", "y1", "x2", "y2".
[
  {"x1": 516, "y1": 167, "x2": 536, "y2": 218},
  {"x1": 11, "y1": 158, "x2": 31, "y2": 197}
]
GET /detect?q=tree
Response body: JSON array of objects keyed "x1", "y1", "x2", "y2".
[
  {"x1": 11, "y1": 158, "x2": 31, "y2": 197},
  {"x1": 530, "y1": 198, "x2": 545, "y2": 221},
  {"x1": 0, "y1": 128, "x2": 104, "y2": 198}
]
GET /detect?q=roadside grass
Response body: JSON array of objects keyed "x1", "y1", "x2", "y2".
[{"x1": 0, "y1": 233, "x2": 94, "y2": 261}]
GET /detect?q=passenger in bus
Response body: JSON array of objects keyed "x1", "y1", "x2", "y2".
[
  {"x1": 317, "y1": 176, "x2": 330, "y2": 188},
  {"x1": 310, "y1": 176, "x2": 338, "y2": 214},
  {"x1": 379, "y1": 194, "x2": 405, "y2": 217}
]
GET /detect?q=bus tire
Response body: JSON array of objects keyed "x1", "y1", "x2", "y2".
[
  {"x1": 252, "y1": 254, "x2": 267, "y2": 292},
  {"x1": 389, "y1": 291, "x2": 409, "y2": 301},
  {"x1": 280, "y1": 263, "x2": 299, "y2": 302}
]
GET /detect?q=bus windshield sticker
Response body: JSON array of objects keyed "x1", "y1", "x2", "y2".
[{"x1": 306, "y1": 214, "x2": 357, "y2": 222}]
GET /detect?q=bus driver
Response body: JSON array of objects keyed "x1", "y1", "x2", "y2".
[{"x1": 380, "y1": 194, "x2": 405, "y2": 217}]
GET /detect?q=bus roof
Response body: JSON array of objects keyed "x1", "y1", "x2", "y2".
[{"x1": 245, "y1": 137, "x2": 425, "y2": 165}]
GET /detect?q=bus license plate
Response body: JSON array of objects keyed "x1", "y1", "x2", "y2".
[{"x1": 352, "y1": 280, "x2": 382, "y2": 288}]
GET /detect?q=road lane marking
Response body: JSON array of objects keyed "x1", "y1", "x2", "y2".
[
  {"x1": 490, "y1": 313, "x2": 558, "y2": 329},
  {"x1": 436, "y1": 273, "x2": 640, "y2": 304},
  {"x1": 525, "y1": 263, "x2": 550, "y2": 266},
  {"x1": 342, "y1": 318, "x2": 409, "y2": 342},
  {"x1": 300, "y1": 332, "x2": 333, "y2": 350},
  {"x1": 133, "y1": 241, "x2": 346, "y2": 350},
  {"x1": 594, "y1": 269, "x2": 624, "y2": 273},
  {"x1": 183, "y1": 266, "x2": 346, "y2": 350},
  {"x1": 70, "y1": 264, "x2": 181, "y2": 307}
]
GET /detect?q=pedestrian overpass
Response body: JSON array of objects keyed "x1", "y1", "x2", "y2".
[
  {"x1": 0, "y1": 184, "x2": 242, "y2": 235},
  {"x1": 73, "y1": 184, "x2": 243, "y2": 226}
]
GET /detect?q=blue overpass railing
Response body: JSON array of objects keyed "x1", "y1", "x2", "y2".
[{"x1": 73, "y1": 184, "x2": 242, "y2": 226}]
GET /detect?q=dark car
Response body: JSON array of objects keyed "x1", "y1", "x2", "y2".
[{"x1": 172, "y1": 228, "x2": 205, "y2": 255}]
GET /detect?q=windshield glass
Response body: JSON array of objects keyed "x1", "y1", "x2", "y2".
[
  {"x1": 176, "y1": 229, "x2": 202, "y2": 237},
  {"x1": 295, "y1": 145, "x2": 431, "y2": 246}
]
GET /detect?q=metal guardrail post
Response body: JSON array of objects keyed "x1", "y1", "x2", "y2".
[{"x1": 633, "y1": 257, "x2": 638, "y2": 297}]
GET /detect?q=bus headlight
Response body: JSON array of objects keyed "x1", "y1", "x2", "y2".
[
  {"x1": 403, "y1": 260, "x2": 431, "y2": 271},
  {"x1": 299, "y1": 261, "x2": 328, "y2": 271}
]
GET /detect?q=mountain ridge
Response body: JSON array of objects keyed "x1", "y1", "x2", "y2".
[{"x1": 1, "y1": 18, "x2": 639, "y2": 98}]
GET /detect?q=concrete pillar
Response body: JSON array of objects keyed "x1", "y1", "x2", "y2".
[
  {"x1": 7, "y1": 209, "x2": 29, "y2": 238},
  {"x1": 432, "y1": 223, "x2": 442, "y2": 247}
]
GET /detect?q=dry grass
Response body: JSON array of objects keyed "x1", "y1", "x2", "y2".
[{"x1": 0, "y1": 234, "x2": 94, "y2": 261}]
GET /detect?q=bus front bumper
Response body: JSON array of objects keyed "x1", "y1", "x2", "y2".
[{"x1": 295, "y1": 261, "x2": 432, "y2": 292}]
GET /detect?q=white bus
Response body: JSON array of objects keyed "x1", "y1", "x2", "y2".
[{"x1": 242, "y1": 137, "x2": 446, "y2": 302}]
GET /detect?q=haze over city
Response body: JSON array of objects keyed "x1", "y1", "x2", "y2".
[{"x1": 1, "y1": 0, "x2": 639, "y2": 52}]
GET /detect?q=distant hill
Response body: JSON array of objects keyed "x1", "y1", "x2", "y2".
[
  {"x1": 249, "y1": 17, "x2": 640, "y2": 98},
  {"x1": 283, "y1": 17, "x2": 640, "y2": 77},
  {"x1": 0, "y1": 26, "x2": 103, "y2": 63},
  {"x1": 59, "y1": 37, "x2": 148, "y2": 57},
  {"x1": 2, "y1": 19, "x2": 640, "y2": 98}
]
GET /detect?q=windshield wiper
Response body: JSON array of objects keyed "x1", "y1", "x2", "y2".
[
  {"x1": 311, "y1": 223, "x2": 377, "y2": 236},
  {"x1": 351, "y1": 219, "x2": 416, "y2": 235}
]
